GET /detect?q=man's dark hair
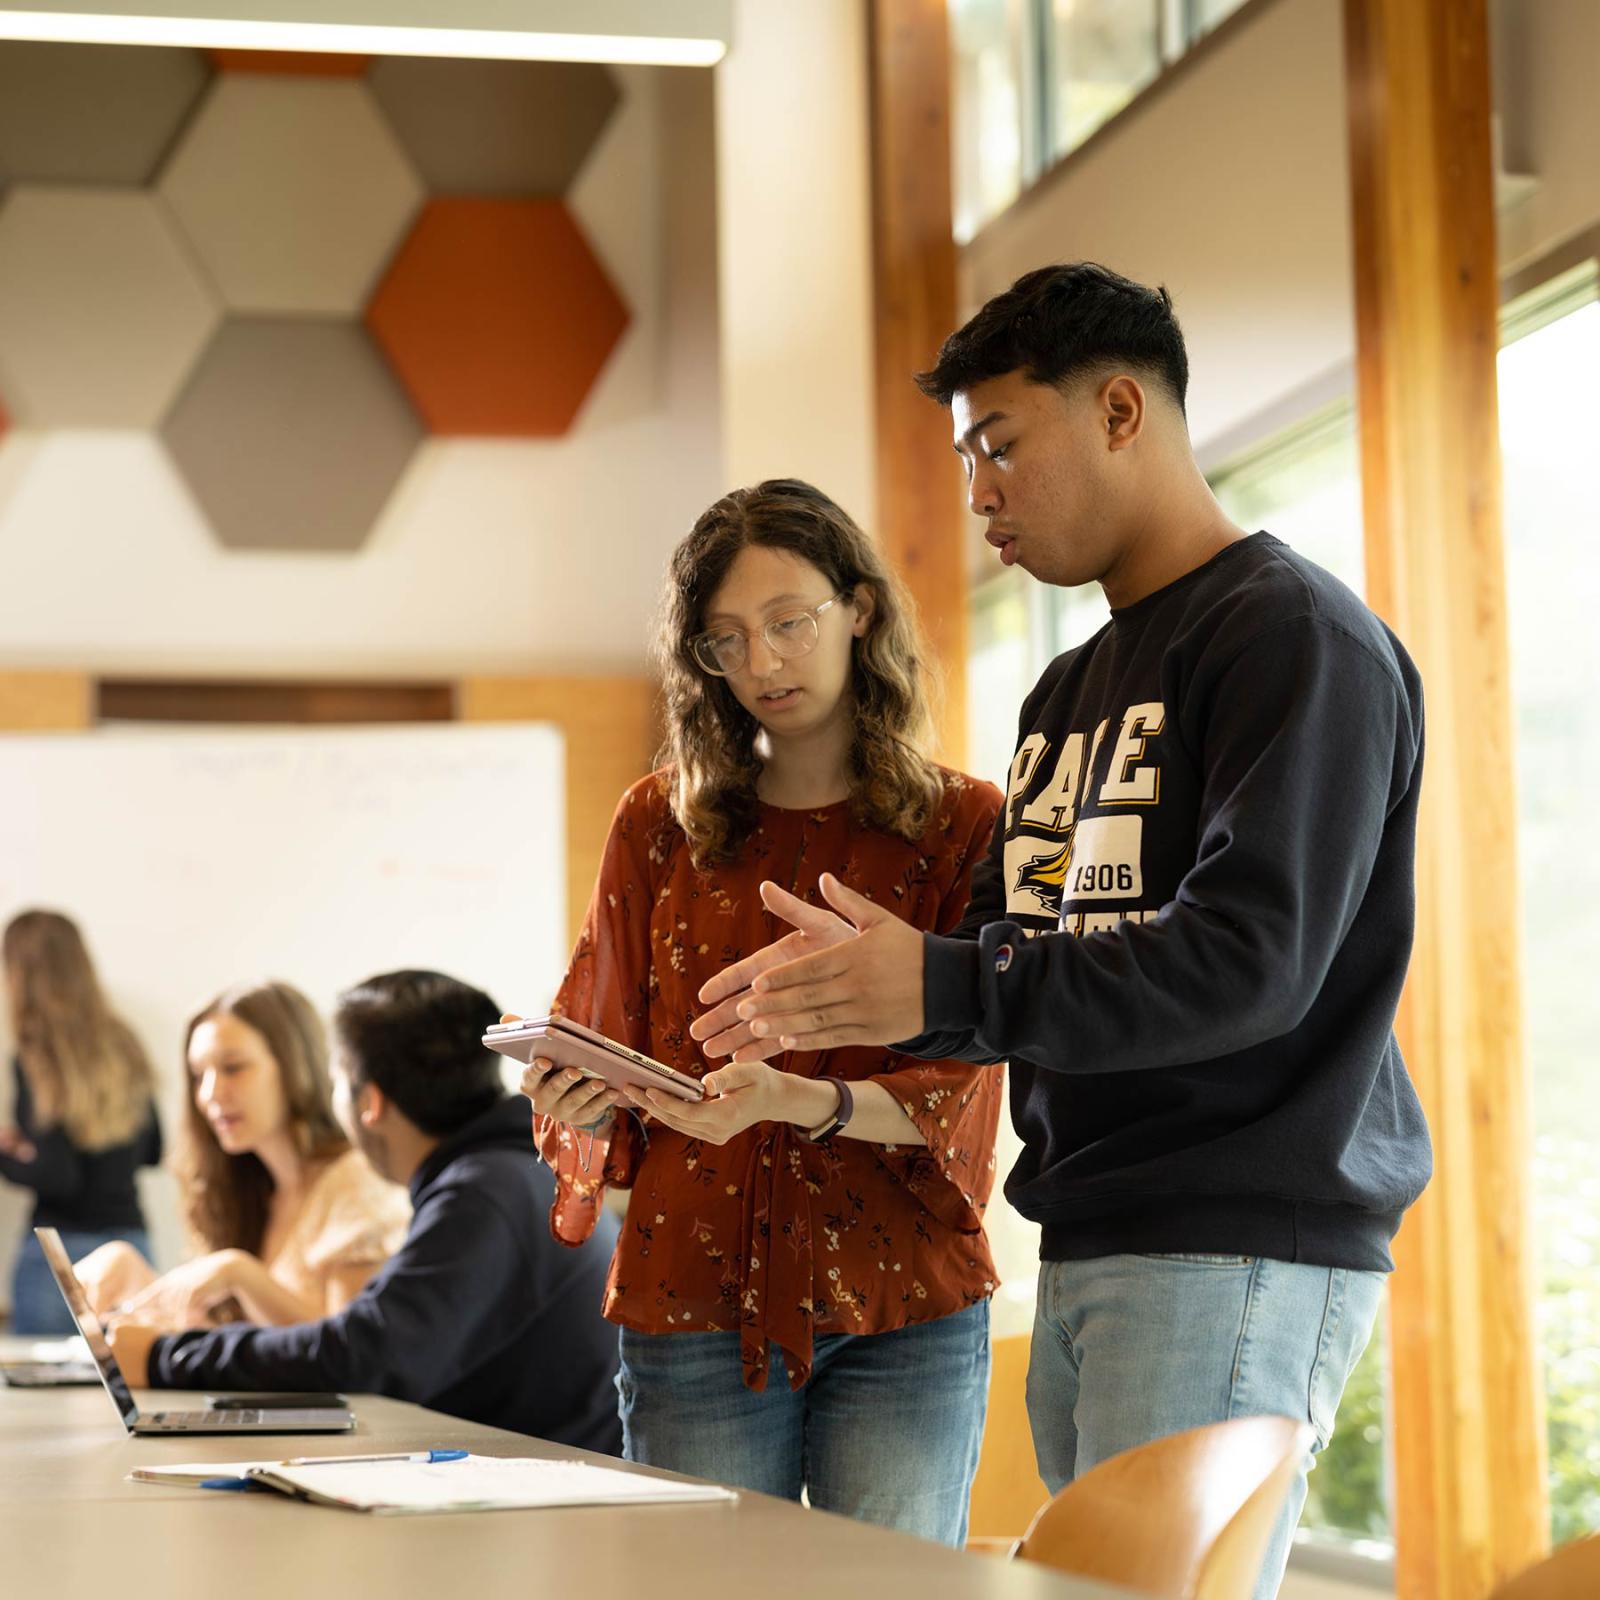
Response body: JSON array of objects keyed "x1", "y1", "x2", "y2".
[
  {"x1": 916, "y1": 262, "x2": 1188, "y2": 414},
  {"x1": 335, "y1": 969, "x2": 505, "y2": 1138}
]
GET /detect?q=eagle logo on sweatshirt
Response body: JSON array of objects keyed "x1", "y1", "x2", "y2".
[{"x1": 1013, "y1": 836, "x2": 1075, "y2": 909}]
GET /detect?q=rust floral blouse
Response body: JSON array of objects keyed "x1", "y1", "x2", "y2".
[{"x1": 535, "y1": 768, "x2": 1006, "y2": 1392}]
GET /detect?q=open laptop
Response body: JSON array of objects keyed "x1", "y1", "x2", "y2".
[{"x1": 32, "y1": 1226, "x2": 354, "y2": 1435}]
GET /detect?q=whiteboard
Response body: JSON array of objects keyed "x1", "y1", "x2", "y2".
[{"x1": 0, "y1": 722, "x2": 566, "y2": 1292}]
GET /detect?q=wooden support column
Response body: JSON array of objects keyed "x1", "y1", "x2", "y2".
[
  {"x1": 0, "y1": 671, "x2": 92, "y2": 731},
  {"x1": 868, "y1": 0, "x2": 968, "y2": 767},
  {"x1": 1344, "y1": 3, "x2": 1547, "y2": 1596},
  {"x1": 457, "y1": 676, "x2": 658, "y2": 948}
]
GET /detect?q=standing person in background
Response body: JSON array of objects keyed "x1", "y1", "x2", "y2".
[
  {"x1": 523, "y1": 479, "x2": 1004, "y2": 1547},
  {"x1": 77, "y1": 979, "x2": 409, "y2": 1329},
  {"x1": 1, "y1": 910, "x2": 162, "y2": 1336}
]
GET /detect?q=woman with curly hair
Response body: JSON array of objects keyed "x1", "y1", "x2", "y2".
[
  {"x1": 523, "y1": 479, "x2": 1004, "y2": 1546},
  {"x1": 76, "y1": 979, "x2": 409, "y2": 1330}
]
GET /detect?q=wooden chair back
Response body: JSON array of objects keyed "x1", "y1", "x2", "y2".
[
  {"x1": 1012, "y1": 1414, "x2": 1313, "y2": 1600},
  {"x1": 1490, "y1": 1536, "x2": 1600, "y2": 1600},
  {"x1": 966, "y1": 1332, "x2": 1051, "y2": 1549}
]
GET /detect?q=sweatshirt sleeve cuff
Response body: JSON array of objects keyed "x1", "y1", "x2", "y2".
[
  {"x1": 147, "y1": 1332, "x2": 177, "y2": 1387},
  {"x1": 922, "y1": 933, "x2": 982, "y2": 1034}
]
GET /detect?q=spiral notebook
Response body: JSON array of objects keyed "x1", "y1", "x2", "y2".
[{"x1": 132, "y1": 1453, "x2": 739, "y2": 1515}]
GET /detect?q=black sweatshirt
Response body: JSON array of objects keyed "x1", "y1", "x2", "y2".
[
  {"x1": 149, "y1": 1097, "x2": 623, "y2": 1453},
  {"x1": 0, "y1": 1058, "x2": 161, "y2": 1232},
  {"x1": 899, "y1": 534, "x2": 1432, "y2": 1271}
]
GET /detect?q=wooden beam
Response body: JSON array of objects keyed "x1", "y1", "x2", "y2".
[
  {"x1": 457, "y1": 676, "x2": 658, "y2": 948},
  {"x1": 97, "y1": 679, "x2": 453, "y2": 724},
  {"x1": 1343, "y1": 3, "x2": 1548, "y2": 1596},
  {"x1": 868, "y1": 0, "x2": 968, "y2": 767},
  {"x1": 0, "y1": 671, "x2": 91, "y2": 731}
]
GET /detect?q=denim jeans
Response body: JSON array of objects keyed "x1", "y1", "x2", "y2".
[
  {"x1": 1026, "y1": 1254, "x2": 1383, "y2": 1600},
  {"x1": 618, "y1": 1300, "x2": 991, "y2": 1547},
  {"x1": 10, "y1": 1226, "x2": 153, "y2": 1335}
]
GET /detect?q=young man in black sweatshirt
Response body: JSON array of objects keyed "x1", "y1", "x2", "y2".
[
  {"x1": 691, "y1": 264, "x2": 1432, "y2": 1596},
  {"x1": 108, "y1": 970, "x2": 621, "y2": 1455}
]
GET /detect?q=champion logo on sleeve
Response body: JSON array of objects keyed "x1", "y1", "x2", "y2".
[{"x1": 994, "y1": 943, "x2": 1014, "y2": 973}]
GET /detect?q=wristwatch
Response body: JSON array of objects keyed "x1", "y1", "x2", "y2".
[{"x1": 804, "y1": 1077, "x2": 854, "y2": 1143}]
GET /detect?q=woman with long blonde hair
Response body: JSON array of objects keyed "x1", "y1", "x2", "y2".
[
  {"x1": 523, "y1": 479, "x2": 1005, "y2": 1547},
  {"x1": 77, "y1": 979, "x2": 409, "y2": 1330},
  {"x1": 1, "y1": 910, "x2": 161, "y2": 1334}
]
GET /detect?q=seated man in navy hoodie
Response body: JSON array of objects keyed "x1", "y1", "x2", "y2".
[{"x1": 108, "y1": 969, "x2": 621, "y2": 1455}]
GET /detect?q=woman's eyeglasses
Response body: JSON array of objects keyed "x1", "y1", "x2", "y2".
[{"x1": 689, "y1": 594, "x2": 850, "y2": 677}]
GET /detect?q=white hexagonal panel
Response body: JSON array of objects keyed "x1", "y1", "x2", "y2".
[
  {"x1": 159, "y1": 75, "x2": 423, "y2": 315},
  {"x1": 0, "y1": 187, "x2": 220, "y2": 427}
]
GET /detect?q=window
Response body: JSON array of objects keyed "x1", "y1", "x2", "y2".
[
  {"x1": 1499, "y1": 263, "x2": 1600, "y2": 1547},
  {"x1": 1209, "y1": 404, "x2": 1363, "y2": 592},
  {"x1": 1045, "y1": 0, "x2": 1162, "y2": 158},
  {"x1": 1188, "y1": 0, "x2": 1251, "y2": 36},
  {"x1": 950, "y1": 0, "x2": 1035, "y2": 244},
  {"x1": 950, "y1": 0, "x2": 1263, "y2": 239}
]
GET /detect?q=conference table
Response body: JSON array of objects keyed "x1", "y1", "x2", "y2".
[{"x1": 1, "y1": 1355, "x2": 1136, "y2": 1599}]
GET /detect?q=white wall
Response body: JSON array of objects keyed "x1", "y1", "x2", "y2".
[
  {"x1": 0, "y1": 63, "x2": 724, "y2": 679},
  {"x1": 713, "y1": 0, "x2": 877, "y2": 528},
  {"x1": 0, "y1": 722, "x2": 568, "y2": 1298}
]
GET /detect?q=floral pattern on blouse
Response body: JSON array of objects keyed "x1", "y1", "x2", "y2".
[{"x1": 534, "y1": 767, "x2": 1005, "y2": 1391}]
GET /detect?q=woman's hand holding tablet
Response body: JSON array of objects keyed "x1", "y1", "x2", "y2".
[{"x1": 490, "y1": 1015, "x2": 705, "y2": 1136}]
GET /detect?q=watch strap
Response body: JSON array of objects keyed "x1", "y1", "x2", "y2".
[{"x1": 804, "y1": 1076, "x2": 854, "y2": 1143}]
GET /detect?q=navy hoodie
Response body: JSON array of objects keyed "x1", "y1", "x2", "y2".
[
  {"x1": 898, "y1": 534, "x2": 1433, "y2": 1271},
  {"x1": 149, "y1": 1097, "x2": 621, "y2": 1452}
]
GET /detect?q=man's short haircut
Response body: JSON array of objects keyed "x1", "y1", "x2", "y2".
[
  {"x1": 916, "y1": 262, "x2": 1189, "y2": 414},
  {"x1": 335, "y1": 969, "x2": 505, "y2": 1138}
]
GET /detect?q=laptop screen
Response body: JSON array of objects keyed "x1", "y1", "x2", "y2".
[{"x1": 32, "y1": 1227, "x2": 140, "y2": 1431}]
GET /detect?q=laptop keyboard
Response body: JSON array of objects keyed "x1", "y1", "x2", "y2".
[{"x1": 147, "y1": 1410, "x2": 259, "y2": 1426}]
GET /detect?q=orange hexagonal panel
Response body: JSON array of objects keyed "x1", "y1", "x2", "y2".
[
  {"x1": 365, "y1": 197, "x2": 629, "y2": 437},
  {"x1": 207, "y1": 50, "x2": 371, "y2": 76}
]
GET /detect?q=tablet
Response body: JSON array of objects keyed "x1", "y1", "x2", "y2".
[{"x1": 484, "y1": 1015, "x2": 706, "y2": 1103}]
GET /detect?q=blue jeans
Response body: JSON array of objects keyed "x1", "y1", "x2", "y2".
[
  {"x1": 1027, "y1": 1254, "x2": 1383, "y2": 1600},
  {"x1": 10, "y1": 1226, "x2": 153, "y2": 1336},
  {"x1": 618, "y1": 1300, "x2": 991, "y2": 1547}
]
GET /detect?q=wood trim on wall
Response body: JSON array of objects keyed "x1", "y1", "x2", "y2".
[
  {"x1": 97, "y1": 679, "x2": 455, "y2": 724},
  {"x1": 868, "y1": 0, "x2": 969, "y2": 768},
  {"x1": 0, "y1": 671, "x2": 92, "y2": 731},
  {"x1": 1344, "y1": 2, "x2": 1548, "y2": 1595},
  {"x1": 457, "y1": 676, "x2": 659, "y2": 949}
]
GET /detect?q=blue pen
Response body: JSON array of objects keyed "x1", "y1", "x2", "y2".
[
  {"x1": 200, "y1": 1449, "x2": 467, "y2": 1491},
  {"x1": 281, "y1": 1449, "x2": 469, "y2": 1466}
]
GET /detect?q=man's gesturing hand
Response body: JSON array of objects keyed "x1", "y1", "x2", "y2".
[
  {"x1": 691, "y1": 888, "x2": 854, "y2": 1061},
  {"x1": 727, "y1": 872, "x2": 926, "y2": 1052}
]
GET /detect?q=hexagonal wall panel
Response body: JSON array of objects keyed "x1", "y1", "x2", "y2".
[
  {"x1": 208, "y1": 50, "x2": 372, "y2": 76},
  {"x1": 160, "y1": 76, "x2": 422, "y2": 315},
  {"x1": 367, "y1": 58, "x2": 618, "y2": 195},
  {"x1": 161, "y1": 318, "x2": 421, "y2": 551},
  {"x1": 366, "y1": 198, "x2": 629, "y2": 436},
  {"x1": 0, "y1": 187, "x2": 219, "y2": 427},
  {"x1": 0, "y1": 42, "x2": 209, "y2": 187}
]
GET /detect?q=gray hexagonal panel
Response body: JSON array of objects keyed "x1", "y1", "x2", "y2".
[
  {"x1": 0, "y1": 186, "x2": 219, "y2": 427},
  {"x1": 367, "y1": 58, "x2": 619, "y2": 195},
  {"x1": 161, "y1": 319, "x2": 422, "y2": 551},
  {"x1": 160, "y1": 75, "x2": 423, "y2": 315},
  {"x1": 0, "y1": 42, "x2": 209, "y2": 186}
]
